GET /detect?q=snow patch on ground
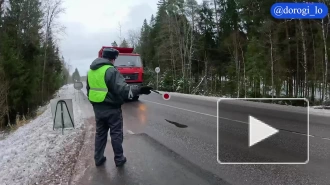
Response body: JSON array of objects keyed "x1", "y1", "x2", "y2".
[
  {"x1": 0, "y1": 84, "x2": 86, "y2": 185},
  {"x1": 312, "y1": 106, "x2": 330, "y2": 109},
  {"x1": 159, "y1": 91, "x2": 330, "y2": 117},
  {"x1": 0, "y1": 132, "x2": 6, "y2": 141},
  {"x1": 81, "y1": 82, "x2": 87, "y2": 96}
]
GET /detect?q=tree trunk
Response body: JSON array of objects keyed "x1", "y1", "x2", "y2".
[
  {"x1": 321, "y1": 18, "x2": 328, "y2": 101},
  {"x1": 167, "y1": 15, "x2": 176, "y2": 91},
  {"x1": 204, "y1": 52, "x2": 208, "y2": 95},
  {"x1": 285, "y1": 21, "x2": 293, "y2": 97},
  {"x1": 188, "y1": 3, "x2": 195, "y2": 94},
  {"x1": 240, "y1": 41, "x2": 247, "y2": 98},
  {"x1": 299, "y1": 19, "x2": 308, "y2": 97},
  {"x1": 310, "y1": 20, "x2": 316, "y2": 102},
  {"x1": 234, "y1": 32, "x2": 240, "y2": 98},
  {"x1": 295, "y1": 24, "x2": 299, "y2": 97},
  {"x1": 269, "y1": 31, "x2": 274, "y2": 98}
]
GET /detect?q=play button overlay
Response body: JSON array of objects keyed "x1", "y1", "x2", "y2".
[
  {"x1": 249, "y1": 116, "x2": 279, "y2": 147},
  {"x1": 217, "y1": 98, "x2": 309, "y2": 164}
]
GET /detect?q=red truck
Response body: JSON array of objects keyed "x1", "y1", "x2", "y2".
[{"x1": 98, "y1": 46, "x2": 144, "y2": 101}]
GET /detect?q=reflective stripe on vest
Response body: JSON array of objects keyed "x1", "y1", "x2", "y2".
[
  {"x1": 89, "y1": 87, "x2": 108, "y2": 92},
  {"x1": 87, "y1": 65, "x2": 113, "y2": 103}
]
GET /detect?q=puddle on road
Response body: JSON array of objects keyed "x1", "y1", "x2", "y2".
[{"x1": 165, "y1": 119, "x2": 188, "y2": 128}]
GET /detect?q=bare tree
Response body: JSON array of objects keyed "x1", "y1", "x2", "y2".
[
  {"x1": 41, "y1": 0, "x2": 64, "y2": 102},
  {"x1": 320, "y1": 14, "x2": 329, "y2": 100},
  {"x1": 227, "y1": 31, "x2": 241, "y2": 98},
  {"x1": 185, "y1": 0, "x2": 198, "y2": 93},
  {"x1": 269, "y1": 30, "x2": 275, "y2": 98},
  {"x1": 127, "y1": 29, "x2": 140, "y2": 48},
  {"x1": 164, "y1": 12, "x2": 176, "y2": 87},
  {"x1": 168, "y1": 3, "x2": 194, "y2": 92},
  {"x1": 299, "y1": 19, "x2": 308, "y2": 97},
  {"x1": 239, "y1": 38, "x2": 247, "y2": 98}
]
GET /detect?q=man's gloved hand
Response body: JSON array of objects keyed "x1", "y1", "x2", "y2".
[{"x1": 139, "y1": 86, "x2": 153, "y2": 95}]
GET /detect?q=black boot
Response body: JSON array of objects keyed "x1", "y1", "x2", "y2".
[
  {"x1": 96, "y1": 157, "x2": 107, "y2": 167},
  {"x1": 115, "y1": 157, "x2": 127, "y2": 167}
]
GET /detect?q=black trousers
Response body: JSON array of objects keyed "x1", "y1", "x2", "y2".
[{"x1": 93, "y1": 105, "x2": 125, "y2": 165}]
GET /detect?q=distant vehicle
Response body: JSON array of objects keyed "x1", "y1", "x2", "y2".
[{"x1": 98, "y1": 46, "x2": 143, "y2": 101}]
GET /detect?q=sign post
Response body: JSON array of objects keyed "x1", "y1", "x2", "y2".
[
  {"x1": 74, "y1": 82, "x2": 83, "y2": 102},
  {"x1": 50, "y1": 99, "x2": 75, "y2": 135},
  {"x1": 155, "y1": 67, "x2": 160, "y2": 90}
]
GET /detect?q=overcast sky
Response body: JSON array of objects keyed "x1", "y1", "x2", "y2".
[
  {"x1": 58, "y1": 0, "x2": 158, "y2": 75},
  {"x1": 58, "y1": 0, "x2": 204, "y2": 75}
]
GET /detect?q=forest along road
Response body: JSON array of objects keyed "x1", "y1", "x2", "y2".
[{"x1": 79, "y1": 84, "x2": 330, "y2": 185}]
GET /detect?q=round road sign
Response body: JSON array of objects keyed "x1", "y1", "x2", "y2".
[
  {"x1": 163, "y1": 92, "x2": 170, "y2": 100},
  {"x1": 74, "y1": 82, "x2": 83, "y2": 90},
  {"x1": 155, "y1": 67, "x2": 160, "y2": 73}
]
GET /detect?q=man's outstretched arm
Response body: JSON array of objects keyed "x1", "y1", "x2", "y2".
[{"x1": 105, "y1": 67, "x2": 140, "y2": 99}]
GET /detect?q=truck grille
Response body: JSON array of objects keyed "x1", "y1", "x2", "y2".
[{"x1": 123, "y1": 73, "x2": 138, "y2": 80}]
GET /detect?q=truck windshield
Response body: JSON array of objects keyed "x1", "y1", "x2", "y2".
[{"x1": 114, "y1": 55, "x2": 142, "y2": 67}]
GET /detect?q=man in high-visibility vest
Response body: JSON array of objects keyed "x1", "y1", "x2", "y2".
[{"x1": 86, "y1": 47, "x2": 152, "y2": 167}]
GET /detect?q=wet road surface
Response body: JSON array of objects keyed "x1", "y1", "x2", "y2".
[
  {"x1": 76, "y1": 86, "x2": 330, "y2": 185},
  {"x1": 78, "y1": 133, "x2": 226, "y2": 185}
]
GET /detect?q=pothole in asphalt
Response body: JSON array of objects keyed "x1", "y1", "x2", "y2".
[{"x1": 165, "y1": 119, "x2": 188, "y2": 128}]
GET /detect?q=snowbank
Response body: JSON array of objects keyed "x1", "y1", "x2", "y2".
[
  {"x1": 0, "y1": 84, "x2": 86, "y2": 185},
  {"x1": 158, "y1": 91, "x2": 330, "y2": 117}
]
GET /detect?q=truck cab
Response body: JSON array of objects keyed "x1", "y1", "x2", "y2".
[{"x1": 98, "y1": 46, "x2": 143, "y2": 101}]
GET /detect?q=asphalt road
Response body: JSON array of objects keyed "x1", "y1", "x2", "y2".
[{"x1": 78, "y1": 86, "x2": 330, "y2": 185}]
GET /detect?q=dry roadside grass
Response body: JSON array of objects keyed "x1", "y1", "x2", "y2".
[
  {"x1": 8, "y1": 106, "x2": 47, "y2": 132},
  {"x1": 5, "y1": 89, "x2": 60, "y2": 132}
]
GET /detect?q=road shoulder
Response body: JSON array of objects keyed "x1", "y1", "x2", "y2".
[{"x1": 74, "y1": 132, "x2": 228, "y2": 185}]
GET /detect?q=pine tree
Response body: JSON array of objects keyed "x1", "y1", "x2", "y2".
[
  {"x1": 120, "y1": 39, "x2": 129, "y2": 47},
  {"x1": 111, "y1": 41, "x2": 118, "y2": 46},
  {"x1": 72, "y1": 68, "x2": 81, "y2": 82},
  {"x1": 0, "y1": 0, "x2": 68, "y2": 126},
  {"x1": 136, "y1": 0, "x2": 330, "y2": 104}
]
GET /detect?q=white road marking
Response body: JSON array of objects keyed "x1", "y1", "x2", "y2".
[
  {"x1": 141, "y1": 99, "x2": 330, "y2": 141},
  {"x1": 142, "y1": 99, "x2": 217, "y2": 118},
  {"x1": 284, "y1": 131, "x2": 314, "y2": 137},
  {"x1": 127, "y1": 130, "x2": 134, "y2": 134}
]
